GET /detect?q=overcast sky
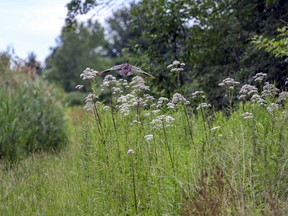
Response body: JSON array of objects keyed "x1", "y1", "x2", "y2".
[{"x1": 0, "y1": 0, "x2": 126, "y2": 64}]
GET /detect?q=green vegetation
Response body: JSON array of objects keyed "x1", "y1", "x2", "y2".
[
  {"x1": 1, "y1": 62, "x2": 287, "y2": 214},
  {"x1": 1, "y1": 0, "x2": 288, "y2": 215},
  {"x1": 61, "y1": 0, "x2": 288, "y2": 101},
  {"x1": 0, "y1": 69, "x2": 68, "y2": 162}
]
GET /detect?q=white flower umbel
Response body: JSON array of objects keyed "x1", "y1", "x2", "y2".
[
  {"x1": 75, "y1": 84, "x2": 84, "y2": 90},
  {"x1": 144, "y1": 134, "x2": 153, "y2": 141},
  {"x1": 250, "y1": 94, "x2": 266, "y2": 106},
  {"x1": 167, "y1": 60, "x2": 185, "y2": 69},
  {"x1": 172, "y1": 93, "x2": 190, "y2": 105},
  {"x1": 238, "y1": 84, "x2": 258, "y2": 100},
  {"x1": 80, "y1": 68, "x2": 98, "y2": 80},
  {"x1": 130, "y1": 76, "x2": 150, "y2": 94},
  {"x1": 218, "y1": 78, "x2": 240, "y2": 89},
  {"x1": 192, "y1": 91, "x2": 205, "y2": 100},
  {"x1": 196, "y1": 103, "x2": 212, "y2": 110},
  {"x1": 157, "y1": 97, "x2": 169, "y2": 108},
  {"x1": 253, "y1": 72, "x2": 267, "y2": 82},
  {"x1": 103, "y1": 106, "x2": 110, "y2": 111},
  {"x1": 241, "y1": 112, "x2": 254, "y2": 120},
  {"x1": 261, "y1": 82, "x2": 279, "y2": 98},
  {"x1": 279, "y1": 91, "x2": 288, "y2": 101},
  {"x1": 127, "y1": 149, "x2": 135, "y2": 155},
  {"x1": 211, "y1": 126, "x2": 220, "y2": 131},
  {"x1": 151, "y1": 115, "x2": 175, "y2": 129},
  {"x1": 101, "y1": 75, "x2": 118, "y2": 87},
  {"x1": 83, "y1": 93, "x2": 99, "y2": 111},
  {"x1": 267, "y1": 103, "x2": 279, "y2": 114}
]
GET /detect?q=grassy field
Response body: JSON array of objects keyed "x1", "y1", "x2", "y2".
[{"x1": 1, "y1": 73, "x2": 288, "y2": 215}]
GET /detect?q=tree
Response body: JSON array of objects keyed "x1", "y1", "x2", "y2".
[
  {"x1": 45, "y1": 20, "x2": 112, "y2": 92},
  {"x1": 64, "y1": 0, "x2": 288, "y2": 104}
]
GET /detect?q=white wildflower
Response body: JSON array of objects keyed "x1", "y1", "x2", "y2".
[
  {"x1": 267, "y1": 103, "x2": 279, "y2": 114},
  {"x1": 253, "y1": 72, "x2": 267, "y2": 82},
  {"x1": 196, "y1": 103, "x2": 211, "y2": 110},
  {"x1": 192, "y1": 91, "x2": 205, "y2": 99},
  {"x1": 151, "y1": 109, "x2": 161, "y2": 114},
  {"x1": 211, "y1": 126, "x2": 220, "y2": 131},
  {"x1": 172, "y1": 93, "x2": 190, "y2": 105},
  {"x1": 167, "y1": 102, "x2": 175, "y2": 109},
  {"x1": 157, "y1": 97, "x2": 169, "y2": 108},
  {"x1": 127, "y1": 149, "x2": 135, "y2": 155},
  {"x1": 241, "y1": 112, "x2": 254, "y2": 120},
  {"x1": 250, "y1": 94, "x2": 266, "y2": 106},
  {"x1": 75, "y1": 84, "x2": 84, "y2": 90},
  {"x1": 151, "y1": 115, "x2": 175, "y2": 129},
  {"x1": 80, "y1": 68, "x2": 98, "y2": 80},
  {"x1": 118, "y1": 103, "x2": 130, "y2": 116},
  {"x1": 144, "y1": 134, "x2": 153, "y2": 141},
  {"x1": 278, "y1": 91, "x2": 288, "y2": 101},
  {"x1": 103, "y1": 106, "x2": 110, "y2": 111},
  {"x1": 112, "y1": 87, "x2": 122, "y2": 94},
  {"x1": 261, "y1": 82, "x2": 279, "y2": 97},
  {"x1": 218, "y1": 78, "x2": 240, "y2": 88},
  {"x1": 130, "y1": 76, "x2": 150, "y2": 93},
  {"x1": 238, "y1": 84, "x2": 258, "y2": 100},
  {"x1": 167, "y1": 60, "x2": 185, "y2": 72},
  {"x1": 102, "y1": 75, "x2": 117, "y2": 87},
  {"x1": 143, "y1": 94, "x2": 155, "y2": 107}
]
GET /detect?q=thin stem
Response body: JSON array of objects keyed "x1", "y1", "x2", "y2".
[
  {"x1": 131, "y1": 157, "x2": 138, "y2": 214},
  {"x1": 162, "y1": 121, "x2": 175, "y2": 175}
]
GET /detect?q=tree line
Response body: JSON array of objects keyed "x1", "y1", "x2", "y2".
[{"x1": 45, "y1": 0, "x2": 288, "y2": 106}]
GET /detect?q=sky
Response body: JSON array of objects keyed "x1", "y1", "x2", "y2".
[{"x1": 0, "y1": 0, "x2": 124, "y2": 64}]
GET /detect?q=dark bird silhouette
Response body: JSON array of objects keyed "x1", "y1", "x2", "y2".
[{"x1": 98, "y1": 59, "x2": 155, "y2": 79}]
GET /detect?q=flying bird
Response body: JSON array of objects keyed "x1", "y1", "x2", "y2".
[{"x1": 97, "y1": 59, "x2": 155, "y2": 79}]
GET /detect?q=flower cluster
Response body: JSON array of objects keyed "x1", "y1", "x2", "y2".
[
  {"x1": 218, "y1": 78, "x2": 240, "y2": 90},
  {"x1": 250, "y1": 94, "x2": 266, "y2": 106},
  {"x1": 196, "y1": 103, "x2": 211, "y2": 110},
  {"x1": 241, "y1": 112, "x2": 254, "y2": 120},
  {"x1": 167, "y1": 60, "x2": 185, "y2": 72},
  {"x1": 84, "y1": 93, "x2": 99, "y2": 111},
  {"x1": 127, "y1": 149, "x2": 135, "y2": 155},
  {"x1": 150, "y1": 115, "x2": 175, "y2": 129},
  {"x1": 253, "y1": 72, "x2": 267, "y2": 82},
  {"x1": 157, "y1": 97, "x2": 169, "y2": 108},
  {"x1": 192, "y1": 91, "x2": 205, "y2": 100},
  {"x1": 211, "y1": 126, "x2": 220, "y2": 131},
  {"x1": 80, "y1": 68, "x2": 98, "y2": 80},
  {"x1": 75, "y1": 84, "x2": 84, "y2": 90},
  {"x1": 261, "y1": 82, "x2": 279, "y2": 98},
  {"x1": 172, "y1": 93, "x2": 190, "y2": 105},
  {"x1": 267, "y1": 103, "x2": 279, "y2": 114},
  {"x1": 144, "y1": 134, "x2": 153, "y2": 141},
  {"x1": 279, "y1": 91, "x2": 288, "y2": 101},
  {"x1": 238, "y1": 84, "x2": 258, "y2": 100},
  {"x1": 130, "y1": 76, "x2": 150, "y2": 94}
]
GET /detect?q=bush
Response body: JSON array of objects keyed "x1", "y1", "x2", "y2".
[
  {"x1": 0, "y1": 71, "x2": 68, "y2": 162},
  {"x1": 65, "y1": 91, "x2": 86, "y2": 106}
]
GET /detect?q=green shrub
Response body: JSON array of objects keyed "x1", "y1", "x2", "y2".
[
  {"x1": 0, "y1": 72, "x2": 68, "y2": 162},
  {"x1": 65, "y1": 91, "x2": 86, "y2": 106}
]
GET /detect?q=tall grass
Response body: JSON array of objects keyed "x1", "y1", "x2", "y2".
[
  {"x1": 0, "y1": 70, "x2": 67, "y2": 162},
  {"x1": 0, "y1": 66, "x2": 287, "y2": 215},
  {"x1": 74, "y1": 68, "x2": 288, "y2": 215}
]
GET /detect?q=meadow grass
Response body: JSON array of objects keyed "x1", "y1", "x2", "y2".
[{"x1": 1, "y1": 71, "x2": 288, "y2": 215}]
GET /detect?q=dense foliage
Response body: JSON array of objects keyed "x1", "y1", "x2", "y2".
[
  {"x1": 58, "y1": 0, "x2": 288, "y2": 103},
  {"x1": 0, "y1": 67, "x2": 68, "y2": 162},
  {"x1": 45, "y1": 20, "x2": 112, "y2": 92},
  {"x1": 1, "y1": 64, "x2": 287, "y2": 214}
]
